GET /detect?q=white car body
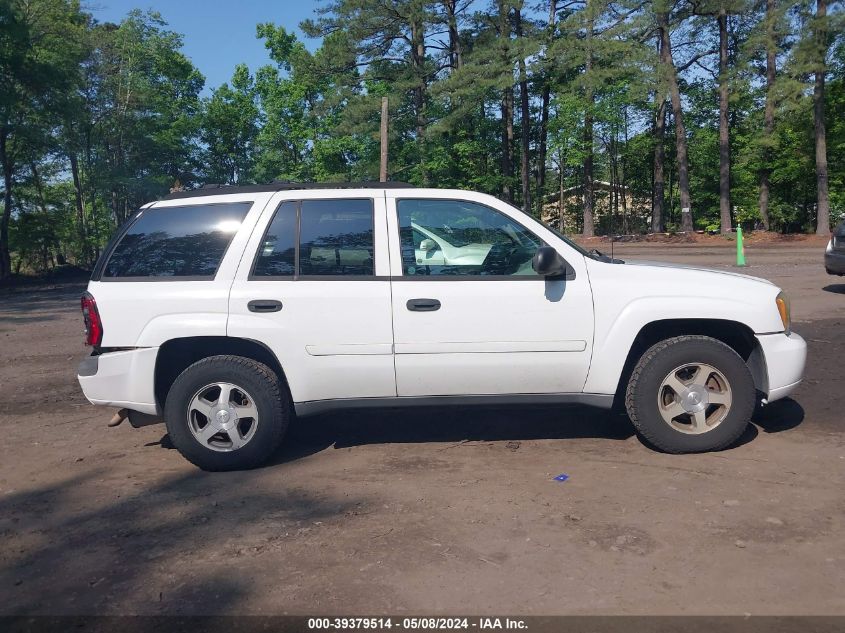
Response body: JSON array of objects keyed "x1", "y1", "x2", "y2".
[{"x1": 78, "y1": 186, "x2": 806, "y2": 422}]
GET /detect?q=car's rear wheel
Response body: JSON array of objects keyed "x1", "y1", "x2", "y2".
[
  {"x1": 164, "y1": 355, "x2": 289, "y2": 471},
  {"x1": 625, "y1": 335, "x2": 755, "y2": 453}
]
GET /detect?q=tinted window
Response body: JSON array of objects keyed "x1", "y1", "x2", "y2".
[
  {"x1": 253, "y1": 201, "x2": 297, "y2": 277},
  {"x1": 103, "y1": 202, "x2": 251, "y2": 278},
  {"x1": 251, "y1": 199, "x2": 375, "y2": 278},
  {"x1": 299, "y1": 200, "x2": 374, "y2": 276},
  {"x1": 397, "y1": 199, "x2": 542, "y2": 277}
]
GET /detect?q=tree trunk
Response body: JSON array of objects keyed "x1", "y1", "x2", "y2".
[
  {"x1": 559, "y1": 152, "x2": 565, "y2": 232},
  {"x1": 31, "y1": 162, "x2": 47, "y2": 212},
  {"x1": 652, "y1": 95, "x2": 666, "y2": 233},
  {"x1": 32, "y1": 162, "x2": 54, "y2": 272},
  {"x1": 814, "y1": 0, "x2": 830, "y2": 235},
  {"x1": 758, "y1": 0, "x2": 776, "y2": 231},
  {"x1": 411, "y1": 17, "x2": 428, "y2": 185},
  {"x1": 111, "y1": 189, "x2": 120, "y2": 225},
  {"x1": 514, "y1": 6, "x2": 531, "y2": 214},
  {"x1": 583, "y1": 109, "x2": 595, "y2": 237},
  {"x1": 70, "y1": 152, "x2": 86, "y2": 243},
  {"x1": 85, "y1": 127, "x2": 99, "y2": 260},
  {"x1": 718, "y1": 8, "x2": 732, "y2": 233},
  {"x1": 610, "y1": 131, "x2": 619, "y2": 233},
  {"x1": 499, "y1": 1, "x2": 514, "y2": 202},
  {"x1": 0, "y1": 129, "x2": 13, "y2": 280},
  {"x1": 582, "y1": 9, "x2": 595, "y2": 237},
  {"x1": 536, "y1": 0, "x2": 557, "y2": 216},
  {"x1": 657, "y1": 10, "x2": 693, "y2": 232},
  {"x1": 443, "y1": 0, "x2": 463, "y2": 70},
  {"x1": 621, "y1": 107, "x2": 629, "y2": 234}
]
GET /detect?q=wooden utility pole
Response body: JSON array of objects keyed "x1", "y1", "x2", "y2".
[
  {"x1": 718, "y1": 7, "x2": 732, "y2": 234},
  {"x1": 380, "y1": 97, "x2": 389, "y2": 182}
]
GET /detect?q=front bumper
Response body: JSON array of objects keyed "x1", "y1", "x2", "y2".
[
  {"x1": 77, "y1": 347, "x2": 160, "y2": 415},
  {"x1": 755, "y1": 331, "x2": 807, "y2": 403},
  {"x1": 825, "y1": 250, "x2": 845, "y2": 275}
]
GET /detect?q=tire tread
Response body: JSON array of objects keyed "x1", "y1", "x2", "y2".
[
  {"x1": 625, "y1": 335, "x2": 753, "y2": 453},
  {"x1": 164, "y1": 355, "x2": 289, "y2": 471}
]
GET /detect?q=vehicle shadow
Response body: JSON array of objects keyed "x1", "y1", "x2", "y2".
[
  {"x1": 822, "y1": 284, "x2": 845, "y2": 294},
  {"x1": 276, "y1": 395, "x2": 806, "y2": 462},
  {"x1": 752, "y1": 397, "x2": 805, "y2": 433},
  {"x1": 271, "y1": 404, "x2": 634, "y2": 466},
  {"x1": 151, "y1": 397, "x2": 806, "y2": 465}
]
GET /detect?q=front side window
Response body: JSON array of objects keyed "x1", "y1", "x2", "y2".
[
  {"x1": 252, "y1": 199, "x2": 375, "y2": 278},
  {"x1": 397, "y1": 199, "x2": 542, "y2": 277},
  {"x1": 103, "y1": 202, "x2": 251, "y2": 278}
]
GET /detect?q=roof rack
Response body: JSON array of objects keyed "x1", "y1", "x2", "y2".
[{"x1": 162, "y1": 181, "x2": 416, "y2": 201}]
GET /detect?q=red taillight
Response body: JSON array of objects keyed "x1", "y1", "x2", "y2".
[{"x1": 81, "y1": 292, "x2": 103, "y2": 347}]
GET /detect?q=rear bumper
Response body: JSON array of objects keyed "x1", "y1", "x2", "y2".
[
  {"x1": 825, "y1": 249, "x2": 845, "y2": 275},
  {"x1": 77, "y1": 348, "x2": 160, "y2": 415},
  {"x1": 755, "y1": 331, "x2": 807, "y2": 403}
]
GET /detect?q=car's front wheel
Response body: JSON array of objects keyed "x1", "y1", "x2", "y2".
[
  {"x1": 625, "y1": 335, "x2": 755, "y2": 453},
  {"x1": 164, "y1": 355, "x2": 290, "y2": 471}
]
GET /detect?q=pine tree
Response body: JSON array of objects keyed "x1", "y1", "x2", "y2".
[
  {"x1": 812, "y1": 0, "x2": 831, "y2": 234},
  {"x1": 655, "y1": 1, "x2": 694, "y2": 232}
]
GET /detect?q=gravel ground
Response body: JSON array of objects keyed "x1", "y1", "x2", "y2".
[{"x1": 0, "y1": 243, "x2": 842, "y2": 616}]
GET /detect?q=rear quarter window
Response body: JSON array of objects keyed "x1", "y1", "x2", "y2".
[{"x1": 102, "y1": 202, "x2": 252, "y2": 279}]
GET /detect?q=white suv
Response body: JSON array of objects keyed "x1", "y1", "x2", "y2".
[{"x1": 77, "y1": 183, "x2": 807, "y2": 470}]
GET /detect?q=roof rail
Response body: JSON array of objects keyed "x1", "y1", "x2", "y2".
[{"x1": 162, "y1": 181, "x2": 416, "y2": 200}]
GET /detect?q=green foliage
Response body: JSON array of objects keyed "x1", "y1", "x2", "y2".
[{"x1": 201, "y1": 64, "x2": 260, "y2": 184}]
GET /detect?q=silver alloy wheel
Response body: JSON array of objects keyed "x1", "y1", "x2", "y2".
[
  {"x1": 187, "y1": 382, "x2": 259, "y2": 452},
  {"x1": 657, "y1": 363, "x2": 732, "y2": 434}
]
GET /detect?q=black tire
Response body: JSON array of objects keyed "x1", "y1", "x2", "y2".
[
  {"x1": 164, "y1": 355, "x2": 290, "y2": 471},
  {"x1": 625, "y1": 335, "x2": 755, "y2": 453}
]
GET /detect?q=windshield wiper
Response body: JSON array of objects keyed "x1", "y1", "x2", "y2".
[{"x1": 588, "y1": 249, "x2": 624, "y2": 264}]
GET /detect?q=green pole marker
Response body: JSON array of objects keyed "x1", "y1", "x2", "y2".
[{"x1": 736, "y1": 226, "x2": 746, "y2": 267}]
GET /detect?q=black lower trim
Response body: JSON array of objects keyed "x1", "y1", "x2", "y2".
[
  {"x1": 127, "y1": 410, "x2": 163, "y2": 428},
  {"x1": 294, "y1": 393, "x2": 614, "y2": 417},
  {"x1": 78, "y1": 356, "x2": 99, "y2": 377}
]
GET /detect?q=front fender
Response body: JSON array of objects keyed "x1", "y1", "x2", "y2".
[
  {"x1": 582, "y1": 260, "x2": 784, "y2": 396},
  {"x1": 584, "y1": 297, "x2": 778, "y2": 395}
]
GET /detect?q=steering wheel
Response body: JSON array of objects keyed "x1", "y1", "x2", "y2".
[{"x1": 479, "y1": 242, "x2": 519, "y2": 275}]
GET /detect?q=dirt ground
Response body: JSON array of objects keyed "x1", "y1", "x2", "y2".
[{"x1": 0, "y1": 243, "x2": 843, "y2": 616}]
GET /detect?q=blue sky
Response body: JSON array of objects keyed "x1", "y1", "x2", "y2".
[{"x1": 86, "y1": 0, "x2": 323, "y2": 94}]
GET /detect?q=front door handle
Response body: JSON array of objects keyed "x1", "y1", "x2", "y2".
[
  {"x1": 248, "y1": 300, "x2": 283, "y2": 313},
  {"x1": 407, "y1": 298, "x2": 441, "y2": 312}
]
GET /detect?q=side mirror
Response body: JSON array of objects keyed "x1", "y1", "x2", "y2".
[
  {"x1": 419, "y1": 238, "x2": 438, "y2": 252},
  {"x1": 532, "y1": 246, "x2": 569, "y2": 278}
]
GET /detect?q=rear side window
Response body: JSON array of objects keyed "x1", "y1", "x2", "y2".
[
  {"x1": 253, "y1": 199, "x2": 374, "y2": 278},
  {"x1": 253, "y1": 201, "x2": 297, "y2": 276},
  {"x1": 103, "y1": 202, "x2": 251, "y2": 278}
]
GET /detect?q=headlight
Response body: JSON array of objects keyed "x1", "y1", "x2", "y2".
[
  {"x1": 776, "y1": 291, "x2": 791, "y2": 334},
  {"x1": 827, "y1": 239, "x2": 833, "y2": 253}
]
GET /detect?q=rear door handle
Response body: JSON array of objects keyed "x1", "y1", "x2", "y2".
[
  {"x1": 248, "y1": 300, "x2": 283, "y2": 313},
  {"x1": 407, "y1": 298, "x2": 441, "y2": 312}
]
